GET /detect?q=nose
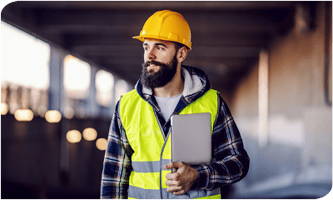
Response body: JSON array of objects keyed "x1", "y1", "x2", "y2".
[{"x1": 145, "y1": 48, "x2": 156, "y2": 61}]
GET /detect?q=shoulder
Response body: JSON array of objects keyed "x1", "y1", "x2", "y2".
[
  {"x1": 118, "y1": 89, "x2": 142, "y2": 117},
  {"x1": 121, "y1": 89, "x2": 137, "y2": 98},
  {"x1": 119, "y1": 89, "x2": 139, "y2": 104},
  {"x1": 198, "y1": 89, "x2": 219, "y2": 103}
]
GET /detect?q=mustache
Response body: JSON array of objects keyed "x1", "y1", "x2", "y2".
[{"x1": 142, "y1": 60, "x2": 167, "y2": 69}]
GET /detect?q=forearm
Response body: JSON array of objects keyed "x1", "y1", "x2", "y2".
[
  {"x1": 100, "y1": 102, "x2": 133, "y2": 198},
  {"x1": 192, "y1": 152, "x2": 249, "y2": 190},
  {"x1": 101, "y1": 172, "x2": 129, "y2": 199},
  {"x1": 100, "y1": 139, "x2": 132, "y2": 199},
  {"x1": 192, "y1": 96, "x2": 250, "y2": 190}
]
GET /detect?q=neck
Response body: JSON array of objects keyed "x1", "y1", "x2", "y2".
[{"x1": 153, "y1": 65, "x2": 184, "y2": 97}]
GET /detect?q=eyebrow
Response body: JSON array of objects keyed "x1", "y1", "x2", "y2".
[
  {"x1": 155, "y1": 43, "x2": 167, "y2": 48},
  {"x1": 142, "y1": 42, "x2": 167, "y2": 48}
]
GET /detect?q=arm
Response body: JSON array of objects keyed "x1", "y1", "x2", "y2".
[
  {"x1": 193, "y1": 95, "x2": 250, "y2": 190},
  {"x1": 100, "y1": 101, "x2": 133, "y2": 199}
]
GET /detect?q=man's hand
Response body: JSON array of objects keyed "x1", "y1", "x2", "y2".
[{"x1": 164, "y1": 162, "x2": 199, "y2": 195}]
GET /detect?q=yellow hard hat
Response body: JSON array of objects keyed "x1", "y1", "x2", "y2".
[{"x1": 133, "y1": 10, "x2": 192, "y2": 50}]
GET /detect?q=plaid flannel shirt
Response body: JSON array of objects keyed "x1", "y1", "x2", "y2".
[{"x1": 100, "y1": 66, "x2": 250, "y2": 199}]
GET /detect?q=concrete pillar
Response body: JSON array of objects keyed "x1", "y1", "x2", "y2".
[
  {"x1": 48, "y1": 46, "x2": 66, "y2": 111},
  {"x1": 86, "y1": 65, "x2": 99, "y2": 118},
  {"x1": 48, "y1": 45, "x2": 71, "y2": 185}
]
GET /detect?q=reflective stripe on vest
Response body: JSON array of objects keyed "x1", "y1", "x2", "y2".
[
  {"x1": 119, "y1": 89, "x2": 221, "y2": 199},
  {"x1": 128, "y1": 185, "x2": 221, "y2": 199}
]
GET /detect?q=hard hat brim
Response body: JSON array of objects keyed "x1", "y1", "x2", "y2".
[
  {"x1": 132, "y1": 35, "x2": 192, "y2": 50},
  {"x1": 132, "y1": 36, "x2": 145, "y2": 43}
]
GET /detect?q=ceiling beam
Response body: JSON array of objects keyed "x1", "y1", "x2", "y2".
[
  {"x1": 64, "y1": 32, "x2": 271, "y2": 47},
  {"x1": 28, "y1": 9, "x2": 279, "y2": 34},
  {"x1": 70, "y1": 44, "x2": 260, "y2": 58},
  {"x1": 11, "y1": 1, "x2": 295, "y2": 11},
  {"x1": 1, "y1": 1, "x2": 296, "y2": 94}
]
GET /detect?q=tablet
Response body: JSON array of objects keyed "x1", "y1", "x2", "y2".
[{"x1": 171, "y1": 113, "x2": 212, "y2": 165}]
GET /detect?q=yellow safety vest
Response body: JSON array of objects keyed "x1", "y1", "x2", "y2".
[{"x1": 119, "y1": 89, "x2": 221, "y2": 199}]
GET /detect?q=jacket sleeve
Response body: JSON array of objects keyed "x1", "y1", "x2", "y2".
[
  {"x1": 100, "y1": 101, "x2": 133, "y2": 199},
  {"x1": 192, "y1": 95, "x2": 250, "y2": 190}
]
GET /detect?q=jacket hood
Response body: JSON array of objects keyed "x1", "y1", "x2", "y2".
[{"x1": 135, "y1": 65, "x2": 211, "y2": 104}]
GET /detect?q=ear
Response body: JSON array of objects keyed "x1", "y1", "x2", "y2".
[{"x1": 177, "y1": 46, "x2": 188, "y2": 63}]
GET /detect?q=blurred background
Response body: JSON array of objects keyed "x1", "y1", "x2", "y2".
[{"x1": 1, "y1": 1, "x2": 332, "y2": 199}]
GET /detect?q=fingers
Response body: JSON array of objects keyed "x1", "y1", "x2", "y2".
[
  {"x1": 165, "y1": 173, "x2": 178, "y2": 181},
  {"x1": 165, "y1": 179, "x2": 179, "y2": 187},
  {"x1": 173, "y1": 190, "x2": 186, "y2": 195},
  {"x1": 167, "y1": 186, "x2": 186, "y2": 195},
  {"x1": 166, "y1": 185, "x2": 183, "y2": 193},
  {"x1": 165, "y1": 176, "x2": 186, "y2": 195}
]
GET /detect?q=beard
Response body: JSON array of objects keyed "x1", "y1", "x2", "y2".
[{"x1": 141, "y1": 54, "x2": 178, "y2": 90}]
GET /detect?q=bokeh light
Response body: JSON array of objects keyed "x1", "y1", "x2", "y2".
[
  {"x1": 14, "y1": 109, "x2": 34, "y2": 121},
  {"x1": 45, "y1": 110, "x2": 62, "y2": 123},
  {"x1": 1, "y1": 103, "x2": 9, "y2": 115},
  {"x1": 96, "y1": 138, "x2": 107, "y2": 151},
  {"x1": 83, "y1": 127, "x2": 98, "y2": 141},
  {"x1": 66, "y1": 130, "x2": 82, "y2": 143}
]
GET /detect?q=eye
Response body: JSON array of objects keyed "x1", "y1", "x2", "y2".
[{"x1": 157, "y1": 46, "x2": 165, "y2": 50}]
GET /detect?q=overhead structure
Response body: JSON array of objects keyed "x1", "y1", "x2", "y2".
[{"x1": 2, "y1": 1, "x2": 299, "y2": 93}]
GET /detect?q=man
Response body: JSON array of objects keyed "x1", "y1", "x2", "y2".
[{"x1": 101, "y1": 10, "x2": 249, "y2": 199}]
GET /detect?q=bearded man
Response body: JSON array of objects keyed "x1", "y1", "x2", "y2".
[{"x1": 101, "y1": 10, "x2": 249, "y2": 199}]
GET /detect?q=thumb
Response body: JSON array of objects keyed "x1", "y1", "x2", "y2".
[{"x1": 164, "y1": 162, "x2": 183, "y2": 169}]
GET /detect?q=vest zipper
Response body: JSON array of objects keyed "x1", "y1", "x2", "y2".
[
  {"x1": 153, "y1": 109, "x2": 167, "y2": 198},
  {"x1": 213, "y1": 92, "x2": 221, "y2": 128},
  {"x1": 159, "y1": 128, "x2": 172, "y2": 199},
  {"x1": 153, "y1": 110, "x2": 166, "y2": 141}
]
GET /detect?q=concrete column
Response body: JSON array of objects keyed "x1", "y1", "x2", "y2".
[
  {"x1": 86, "y1": 65, "x2": 99, "y2": 118},
  {"x1": 48, "y1": 46, "x2": 66, "y2": 111},
  {"x1": 48, "y1": 45, "x2": 70, "y2": 185}
]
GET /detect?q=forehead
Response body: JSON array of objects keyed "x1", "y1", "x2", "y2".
[{"x1": 143, "y1": 38, "x2": 174, "y2": 47}]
